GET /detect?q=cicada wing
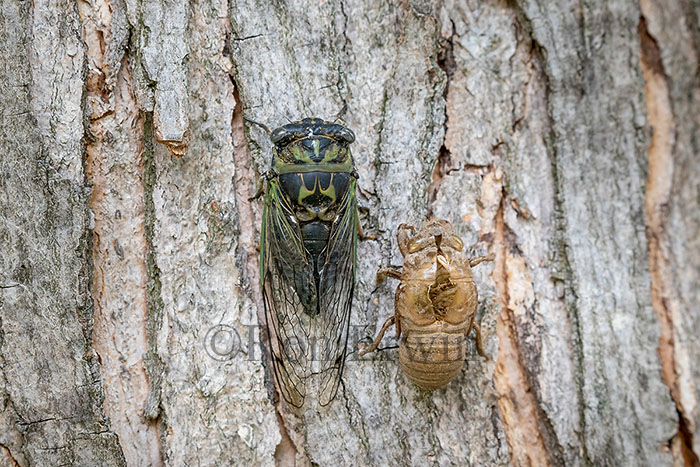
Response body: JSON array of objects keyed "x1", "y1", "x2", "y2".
[
  {"x1": 261, "y1": 180, "x2": 316, "y2": 408},
  {"x1": 315, "y1": 179, "x2": 358, "y2": 406}
]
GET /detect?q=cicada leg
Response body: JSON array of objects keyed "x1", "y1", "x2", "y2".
[
  {"x1": 357, "y1": 217, "x2": 376, "y2": 241},
  {"x1": 468, "y1": 322, "x2": 489, "y2": 360},
  {"x1": 469, "y1": 254, "x2": 495, "y2": 268},
  {"x1": 359, "y1": 316, "x2": 396, "y2": 356},
  {"x1": 249, "y1": 178, "x2": 265, "y2": 202},
  {"x1": 397, "y1": 224, "x2": 415, "y2": 256},
  {"x1": 376, "y1": 266, "x2": 402, "y2": 285},
  {"x1": 249, "y1": 170, "x2": 277, "y2": 202}
]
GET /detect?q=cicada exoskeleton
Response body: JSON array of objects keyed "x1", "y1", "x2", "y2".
[
  {"x1": 259, "y1": 118, "x2": 359, "y2": 407},
  {"x1": 361, "y1": 219, "x2": 492, "y2": 389}
]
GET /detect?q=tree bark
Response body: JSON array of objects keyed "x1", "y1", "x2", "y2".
[{"x1": 1, "y1": 0, "x2": 699, "y2": 466}]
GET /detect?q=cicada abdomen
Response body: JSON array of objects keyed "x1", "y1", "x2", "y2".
[
  {"x1": 361, "y1": 219, "x2": 492, "y2": 389},
  {"x1": 259, "y1": 117, "x2": 359, "y2": 408}
]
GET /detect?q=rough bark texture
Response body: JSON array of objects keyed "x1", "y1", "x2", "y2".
[
  {"x1": 1, "y1": 0, "x2": 698, "y2": 466},
  {"x1": 0, "y1": 1, "x2": 125, "y2": 465}
]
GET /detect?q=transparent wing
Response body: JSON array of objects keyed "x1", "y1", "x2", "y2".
[
  {"x1": 261, "y1": 178, "x2": 358, "y2": 408},
  {"x1": 261, "y1": 180, "x2": 315, "y2": 408},
  {"x1": 315, "y1": 179, "x2": 358, "y2": 406}
]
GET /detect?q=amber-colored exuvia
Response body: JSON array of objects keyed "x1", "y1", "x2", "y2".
[{"x1": 361, "y1": 219, "x2": 492, "y2": 389}]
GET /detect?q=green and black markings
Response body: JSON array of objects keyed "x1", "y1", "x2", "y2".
[{"x1": 259, "y1": 117, "x2": 359, "y2": 408}]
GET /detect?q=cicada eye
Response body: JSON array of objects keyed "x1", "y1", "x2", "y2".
[
  {"x1": 336, "y1": 127, "x2": 355, "y2": 144},
  {"x1": 407, "y1": 236, "x2": 434, "y2": 253},
  {"x1": 270, "y1": 127, "x2": 292, "y2": 145},
  {"x1": 443, "y1": 235, "x2": 463, "y2": 251}
]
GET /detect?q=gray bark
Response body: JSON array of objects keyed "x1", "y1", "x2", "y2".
[
  {"x1": 1, "y1": 0, "x2": 699, "y2": 466},
  {"x1": 0, "y1": 1, "x2": 125, "y2": 465}
]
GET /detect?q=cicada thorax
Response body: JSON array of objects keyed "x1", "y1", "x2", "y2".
[
  {"x1": 278, "y1": 171, "x2": 352, "y2": 259},
  {"x1": 395, "y1": 229, "x2": 478, "y2": 389}
]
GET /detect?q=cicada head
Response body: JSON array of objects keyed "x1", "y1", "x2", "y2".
[
  {"x1": 269, "y1": 118, "x2": 356, "y2": 175},
  {"x1": 398, "y1": 220, "x2": 464, "y2": 274}
]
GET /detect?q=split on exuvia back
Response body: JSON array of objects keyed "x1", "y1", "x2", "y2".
[
  {"x1": 257, "y1": 117, "x2": 359, "y2": 408},
  {"x1": 360, "y1": 219, "x2": 493, "y2": 389}
]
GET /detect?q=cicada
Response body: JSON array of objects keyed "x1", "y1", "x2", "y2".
[
  {"x1": 258, "y1": 117, "x2": 359, "y2": 407},
  {"x1": 361, "y1": 220, "x2": 492, "y2": 389}
]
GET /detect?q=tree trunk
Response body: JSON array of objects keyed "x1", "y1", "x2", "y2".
[{"x1": 1, "y1": 0, "x2": 699, "y2": 465}]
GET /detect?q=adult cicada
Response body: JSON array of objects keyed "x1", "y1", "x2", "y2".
[
  {"x1": 258, "y1": 117, "x2": 359, "y2": 408},
  {"x1": 361, "y1": 219, "x2": 492, "y2": 389}
]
